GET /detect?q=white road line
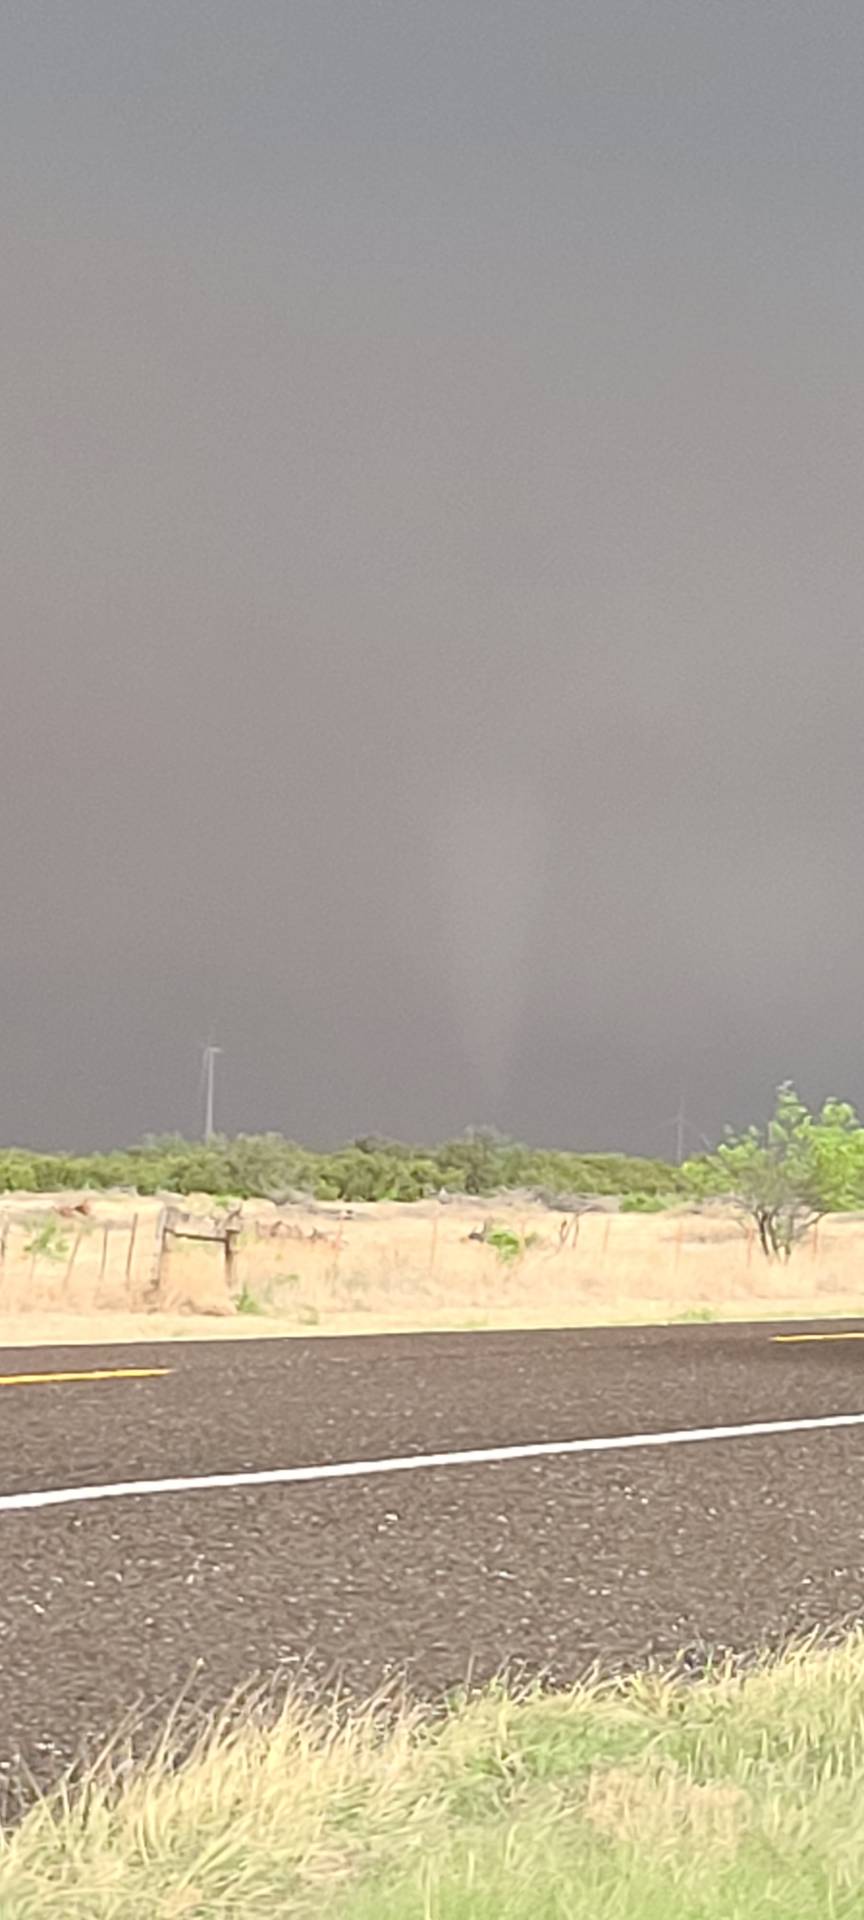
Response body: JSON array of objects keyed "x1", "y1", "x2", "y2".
[{"x1": 3, "y1": 1409, "x2": 864, "y2": 1514}]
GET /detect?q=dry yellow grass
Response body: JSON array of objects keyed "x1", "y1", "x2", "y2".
[
  {"x1": 5, "y1": 1635, "x2": 864, "y2": 1915},
  {"x1": 0, "y1": 1190, "x2": 862, "y2": 1343}
]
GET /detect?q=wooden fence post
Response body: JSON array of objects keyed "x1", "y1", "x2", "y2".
[
  {"x1": 145, "y1": 1207, "x2": 168, "y2": 1308},
  {"x1": 63, "y1": 1231, "x2": 82, "y2": 1295},
  {"x1": 125, "y1": 1213, "x2": 139, "y2": 1283},
  {"x1": 225, "y1": 1209, "x2": 242, "y2": 1299}
]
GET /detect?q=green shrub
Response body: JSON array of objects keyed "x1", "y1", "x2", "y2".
[
  {"x1": 0, "y1": 1130, "x2": 684, "y2": 1206},
  {"x1": 483, "y1": 1224, "x2": 523, "y2": 1263}
]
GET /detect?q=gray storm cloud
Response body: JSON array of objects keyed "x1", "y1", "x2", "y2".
[{"x1": 2, "y1": 1, "x2": 864, "y2": 1152}]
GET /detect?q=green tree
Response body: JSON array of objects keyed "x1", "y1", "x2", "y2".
[{"x1": 684, "y1": 1085, "x2": 864, "y2": 1259}]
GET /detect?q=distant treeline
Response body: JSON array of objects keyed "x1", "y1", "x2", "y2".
[{"x1": 0, "y1": 1132, "x2": 688, "y2": 1203}]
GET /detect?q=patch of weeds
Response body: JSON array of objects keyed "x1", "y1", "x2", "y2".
[
  {"x1": 620, "y1": 1193, "x2": 673, "y2": 1213},
  {"x1": 483, "y1": 1224, "x2": 523, "y2": 1264},
  {"x1": 235, "y1": 1283, "x2": 265, "y2": 1316},
  {"x1": 24, "y1": 1218, "x2": 70, "y2": 1263},
  {"x1": 243, "y1": 1273, "x2": 303, "y2": 1316},
  {"x1": 296, "y1": 1302, "x2": 321, "y2": 1326},
  {"x1": 676, "y1": 1306, "x2": 717, "y2": 1323}
]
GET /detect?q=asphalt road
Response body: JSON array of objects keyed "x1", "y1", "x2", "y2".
[{"x1": 3, "y1": 1319, "x2": 864, "y2": 1800}]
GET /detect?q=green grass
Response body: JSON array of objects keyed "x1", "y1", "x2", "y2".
[
  {"x1": 234, "y1": 1283, "x2": 265, "y2": 1316},
  {"x1": 6, "y1": 1634, "x2": 864, "y2": 1915}
]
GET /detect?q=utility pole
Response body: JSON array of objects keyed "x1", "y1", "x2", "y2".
[{"x1": 203, "y1": 1043, "x2": 222, "y2": 1144}]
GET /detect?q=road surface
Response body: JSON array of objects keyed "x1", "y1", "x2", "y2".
[{"x1": 2, "y1": 1319, "x2": 864, "y2": 1798}]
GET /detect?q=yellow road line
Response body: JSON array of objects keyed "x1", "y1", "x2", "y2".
[
  {"x1": 773, "y1": 1333, "x2": 864, "y2": 1344},
  {"x1": 0, "y1": 1367, "x2": 171, "y2": 1387}
]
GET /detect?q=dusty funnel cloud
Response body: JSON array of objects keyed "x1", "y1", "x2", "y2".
[{"x1": 430, "y1": 781, "x2": 549, "y2": 1111}]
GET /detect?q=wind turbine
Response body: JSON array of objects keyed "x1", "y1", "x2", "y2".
[
  {"x1": 198, "y1": 1039, "x2": 222, "y2": 1143},
  {"x1": 659, "y1": 1093, "x2": 709, "y2": 1164}
]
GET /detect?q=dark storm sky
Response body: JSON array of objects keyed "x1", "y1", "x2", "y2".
[{"x1": 3, "y1": 1, "x2": 864, "y2": 1155}]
